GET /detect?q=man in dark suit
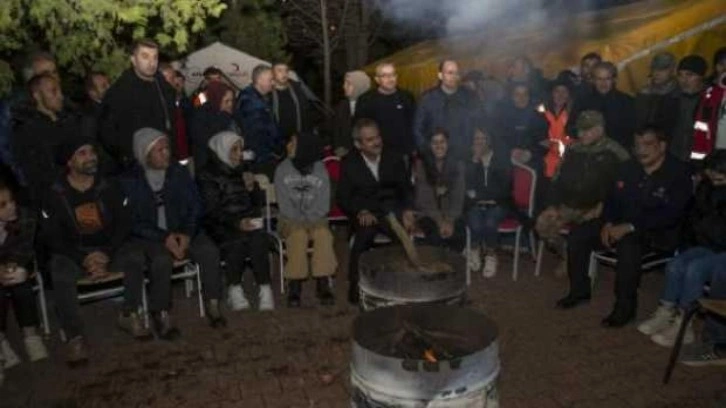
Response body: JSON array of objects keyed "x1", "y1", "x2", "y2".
[{"x1": 337, "y1": 118, "x2": 415, "y2": 305}]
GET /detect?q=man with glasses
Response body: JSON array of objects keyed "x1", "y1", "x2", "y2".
[
  {"x1": 569, "y1": 62, "x2": 636, "y2": 148},
  {"x1": 355, "y1": 62, "x2": 416, "y2": 160}
]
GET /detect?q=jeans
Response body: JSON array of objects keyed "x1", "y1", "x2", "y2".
[
  {"x1": 661, "y1": 247, "x2": 726, "y2": 309},
  {"x1": 704, "y1": 265, "x2": 726, "y2": 345},
  {"x1": 416, "y1": 217, "x2": 466, "y2": 252},
  {"x1": 466, "y1": 206, "x2": 508, "y2": 248},
  {"x1": 220, "y1": 230, "x2": 271, "y2": 285},
  {"x1": 0, "y1": 280, "x2": 39, "y2": 332}
]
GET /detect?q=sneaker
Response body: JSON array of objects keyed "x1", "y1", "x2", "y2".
[
  {"x1": 637, "y1": 304, "x2": 676, "y2": 336},
  {"x1": 118, "y1": 312, "x2": 153, "y2": 340},
  {"x1": 315, "y1": 277, "x2": 335, "y2": 306},
  {"x1": 152, "y1": 310, "x2": 181, "y2": 341},
  {"x1": 1, "y1": 339, "x2": 20, "y2": 369},
  {"x1": 679, "y1": 343, "x2": 726, "y2": 367},
  {"x1": 66, "y1": 336, "x2": 89, "y2": 367},
  {"x1": 482, "y1": 254, "x2": 498, "y2": 278},
  {"x1": 258, "y1": 284, "x2": 275, "y2": 311},
  {"x1": 468, "y1": 247, "x2": 482, "y2": 272},
  {"x1": 650, "y1": 312, "x2": 694, "y2": 347},
  {"x1": 206, "y1": 299, "x2": 227, "y2": 329},
  {"x1": 227, "y1": 284, "x2": 250, "y2": 311},
  {"x1": 23, "y1": 334, "x2": 48, "y2": 362}
]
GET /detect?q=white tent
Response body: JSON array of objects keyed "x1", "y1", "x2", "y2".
[{"x1": 174, "y1": 41, "x2": 304, "y2": 96}]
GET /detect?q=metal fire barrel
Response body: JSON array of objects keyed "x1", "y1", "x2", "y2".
[
  {"x1": 358, "y1": 246, "x2": 467, "y2": 311},
  {"x1": 350, "y1": 304, "x2": 500, "y2": 407}
]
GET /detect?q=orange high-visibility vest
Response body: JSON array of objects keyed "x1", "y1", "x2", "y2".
[{"x1": 542, "y1": 108, "x2": 572, "y2": 178}]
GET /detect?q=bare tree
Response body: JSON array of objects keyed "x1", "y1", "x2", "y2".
[
  {"x1": 344, "y1": 0, "x2": 385, "y2": 70},
  {"x1": 281, "y1": 0, "x2": 352, "y2": 108}
]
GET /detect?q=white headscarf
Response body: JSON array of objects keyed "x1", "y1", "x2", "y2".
[{"x1": 208, "y1": 131, "x2": 244, "y2": 168}]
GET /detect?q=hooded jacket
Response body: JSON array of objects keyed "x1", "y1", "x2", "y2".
[
  {"x1": 234, "y1": 85, "x2": 282, "y2": 164},
  {"x1": 274, "y1": 158, "x2": 330, "y2": 224}
]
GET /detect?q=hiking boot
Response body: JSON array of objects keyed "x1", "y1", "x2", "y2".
[
  {"x1": 601, "y1": 300, "x2": 636, "y2": 328},
  {"x1": 637, "y1": 304, "x2": 675, "y2": 336},
  {"x1": 287, "y1": 280, "x2": 302, "y2": 308},
  {"x1": 23, "y1": 333, "x2": 48, "y2": 362},
  {"x1": 468, "y1": 247, "x2": 482, "y2": 272},
  {"x1": 227, "y1": 284, "x2": 250, "y2": 311},
  {"x1": 651, "y1": 312, "x2": 694, "y2": 347},
  {"x1": 316, "y1": 277, "x2": 335, "y2": 306},
  {"x1": 258, "y1": 285, "x2": 275, "y2": 311},
  {"x1": 0, "y1": 338, "x2": 20, "y2": 369},
  {"x1": 679, "y1": 343, "x2": 726, "y2": 367},
  {"x1": 118, "y1": 312, "x2": 153, "y2": 340},
  {"x1": 152, "y1": 310, "x2": 181, "y2": 341},
  {"x1": 206, "y1": 299, "x2": 227, "y2": 329},
  {"x1": 66, "y1": 336, "x2": 89, "y2": 367},
  {"x1": 555, "y1": 293, "x2": 591, "y2": 309},
  {"x1": 482, "y1": 254, "x2": 498, "y2": 278}
]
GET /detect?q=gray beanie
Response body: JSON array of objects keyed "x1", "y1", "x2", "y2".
[{"x1": 133, "y1": 127, "x2": 167, "y2": 167}]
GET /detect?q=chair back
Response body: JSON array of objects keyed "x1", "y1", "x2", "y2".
[
  {"x1": 322, "y1": 154, "x2": 346, "y2": 220},
  {"x1": 511, "y1": 161, "x2": 537, "y2": 217}
]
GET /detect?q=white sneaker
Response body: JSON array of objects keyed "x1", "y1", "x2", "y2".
[
  {"x1": 23, "y1": 334, "x2": 48, "y2": 362},
  {"x1": 1, "y1": 339, "x2": 20, "y2": 369},
  {"x1": 651, "y1": 312, "x2": 694, "y2": 348},
  {"x1": 468, "y1": 247, "x2": 482, "y2": 272},
  {"x1": 637, "y1": 304, "x2": 675, "y2": 336},
  {"x1": 482, "y1": 254, "x2": 498, "y2": 278},
  {"x1": 258, "y1": 285, "x2": 275, "y2": 311},
  {"x1": 227, "y1": 285, "x2": 250, "y2": 311}
]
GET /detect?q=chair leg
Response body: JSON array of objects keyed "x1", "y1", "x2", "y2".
[
  {"x1": 185, "y1": 279, "x2": 192, "y2": 298},
  {"x1": 35, "y1": 273, "x2": 51, "y2": 337},
  {"x1": 528, "y1": 231, "x2": 537, "y2": 262},
  {"x1": 465, "y1": 227, "x2": 471, "y2": 286},
  {"x1": 535, "y1": 240, "x2": 544, "y2": 277},
  {"x1": 663, "y1": 304, "x2": 701, "y2": 384},
  {"x1": 512, "y1": 228, "x2": 522, "y2": 281},
  {"x1": 195, "y1": 264, "x2": 205, "y2": 318},
  {"x1": 588, "y1": 252, "x2": 597, "y2": 292},
  {"x1": 141, "y1": 281, "x2": 149, "y2": 329}
]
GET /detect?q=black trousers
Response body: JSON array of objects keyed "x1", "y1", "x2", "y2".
[
  {"x1": 416, "y1": 216, "x2": 466, "y2": 252},
  {"x1": 348, "y1": 220, "x2": 397, "y2": 291},
  {"x1": 567, "y1": 219, "x2": 648, "y2": 302},
  {"x1": 220, "y1": 230, "x2": 271, "y2": 286},
  {"x1": 0, "y1": 280, "x2": 39, "y2": 332}
]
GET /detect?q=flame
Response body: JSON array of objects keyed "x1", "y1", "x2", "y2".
[{"x1": 423, "y1": 349, "x2": 438, "y2": 363}]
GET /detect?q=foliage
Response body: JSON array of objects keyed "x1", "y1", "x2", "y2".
[
  {"x1": 0, "y1": 0, "x2": 227, "y2": 96},
  {"x1": 215, "y1": 0, "x2": 288, "y2": 63}
]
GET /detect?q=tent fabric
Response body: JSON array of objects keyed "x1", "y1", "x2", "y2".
[{"x1": 366, "y1": 0, "x2": 726, "y2": 96}]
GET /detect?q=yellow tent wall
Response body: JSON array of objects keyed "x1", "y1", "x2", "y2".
[{"x1": 366, "y1": 0, "x2": 726, "y2": 96}]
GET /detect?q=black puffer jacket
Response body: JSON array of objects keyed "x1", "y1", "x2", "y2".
[
  {"x1": 196, "y1": 154, "x2": 264, "y2": 243},
  {"x1": 684, "y1": 180, "x2": 726, "y2": 251},
  {"x1": 189, "y1": 104, "x2": 239, "y2": 172}
]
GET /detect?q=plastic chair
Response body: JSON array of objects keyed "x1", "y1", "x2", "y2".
[
  {"x1": 497, "y1": 161, "x2": 537, "y2": 281},
  {"x1": 141, "y1": 259, "x2": 203, "y2": 329},
  {"x1": 322, "y1": 155, "x2": 347, "y2": 223},
  {"x1": 534, "y1": 227, "x2": 570, "y2": 277},
  {"x1": 32, "y1": 271, "x2": 50, "y2": 337},
  {"x1": 587, "y1": 250, "x2": 673, "y2": 290}
]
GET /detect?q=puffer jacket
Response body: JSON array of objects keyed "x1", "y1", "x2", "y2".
[
  {"x1": 196, "y1": 154, "x2": 263, "y2": 243},
  {"x1": 234, "y1": 85, "x2": 282, "y2": 164}
]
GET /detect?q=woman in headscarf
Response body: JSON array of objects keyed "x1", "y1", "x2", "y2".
[
  {"x1": 196, "y1": 131, "x2": 273, "y2": 311},
  {"x1": 189, "y1": 82, "x2": 240, "y2": 172},
  {"x1": 330, "y1": 71, "x2": 371, "y2": 157},
  {"x1": 274, "y1": 132, "x2": 337, "y2": 307}
]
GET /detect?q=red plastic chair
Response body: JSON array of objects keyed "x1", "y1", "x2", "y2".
[
  {"x1": 323, "y1": 154, "x2": 347, "y2": 222},
  {"x1": 498, "y1": 161, "x2": 537, "y2": 281}
]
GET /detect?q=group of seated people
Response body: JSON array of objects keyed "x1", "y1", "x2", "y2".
[{"x1": 1, "y1": 40, "x2": 725, "y2": 385}]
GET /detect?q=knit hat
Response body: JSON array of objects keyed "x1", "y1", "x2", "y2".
[
  {"x1": 205, "y1": 81, "x2": 233, "y2": 112},
  {"x1": 133, "y1": 127, "x2": 167, "y2": 166},
  {"x1": 576, "y1": 110, "x2": 605, "y2": 131},
  {"x1": 344, "y1": 71, "x2": 371, "y2": 100},
  {"x1": 208, "y1": 131, "x2": 244, "y2": 168},
  {"x1": 650, "y1": 52, "x2": 676, "y2": 71},
  {"x1": 677, "y1": 55, "x2": 707, "y2": 76},
  {"x1": 56, "y1": 136, "x2": 95, "y2": 166}
]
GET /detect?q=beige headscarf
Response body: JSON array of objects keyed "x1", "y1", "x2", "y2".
[{"x1": 345, "y1": 71, "x2": 371, "y2": 101}]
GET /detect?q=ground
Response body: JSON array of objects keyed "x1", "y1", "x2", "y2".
[{"x1": 1, "y1": 233, "x2": 725, "y2": 408}]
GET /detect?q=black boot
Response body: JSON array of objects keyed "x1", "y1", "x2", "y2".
[
  {"x1": 601, "y1": 299, "x2": 636, "y2": 328},
  {"x1": 555, "y1": 292, "x2": 591, "y2": 309},
  {"x1": 206, "y1": 299, "x2": 227, "y2": 329},
  {"x1": 152, "y1": 310, "x2": 181, "y2": 341},
  {"x1": 316, "y1": 277, "x2": 335, "y2": 306},
  {"x1": 287, "y1": 280, "x2": 302, "y2": 308}
]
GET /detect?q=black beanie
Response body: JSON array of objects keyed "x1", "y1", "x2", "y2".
[
  {"x1": 677, "y1": 55, "x2": 708, "y2": 77},
  {"x1": 56, "y1": 137, "x2": 95, "y2": 166}
]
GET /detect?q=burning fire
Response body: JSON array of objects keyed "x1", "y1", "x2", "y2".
[{"x1": 423, "y1": 349, "x2": 438, "y2": 363}]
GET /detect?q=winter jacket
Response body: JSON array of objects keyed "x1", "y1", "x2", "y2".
[
  {"x1": 668, "y1": 90, "x2": 703, "y2": 161},
  {"x1": 603, "y1": 155, "x2": 692, "y2": 244},
  {"x1": 413, "y1": 155, "x2": 465, "y2": 224},
  {"x1": 464, "y1": 151, "x2": 514, "y2": 209},
  {"x1": 120, "y1": 163, "x2": 202, "y2": 242},
  {"x1": 548, "y1": 137, "x2": 630, "y2": 209},
  {"x1": 271, "y1": 81, "x2": 315, "y2": 139},
  {"x1": 100, "y1": 69, "x2": 177, "y2": 167},
  {"x1": 493, "y1": 102, "x2": 548, "y2": 171},
  {"x1": 569, "y1": 88, "x2": 636, "y2": 148},
  {"x1": 0, "y1": 208, "x2": 36, "y2": 268},
  {"x1": 197, "y1": 155, "x2": 263, "y2": 243},
  {"x1": 0, "y1": 100, "x2": 18, "y2": 181},
  {"x1": 234, "y1": 85, "x2": 282, "y2": 164},
  {"x1": 541, "y1": 104, "x2": 572, "y2": 179},
  {"x1": 329, "y1": 99, "x2": 354, "y2": 151},
  {"x1": 692, "y1": 85, "x2": 725, "y2": 160},
  {"x1": 413, "y1": 86, "x2": 479, "y2": 158},
  {"x1": 683, "y1": 179, "x2": 726, "y2": 251},
  {"x1": 355, "y1": 88, "x2": 416, "y2": 156},
  {"x1": 41, "y1": 176, "x2": 130, "y2": 264},
  {"x1": 274, "y1": 158, "x2": 330, "y2": 224},
  {"x1": 635, "y1": 80, "x2": 679, "y2": 129},
  {"x1": 189, "y1": 104, "x2": 240, "y2": 172},
  {"x1": 337, "y1": 149, "x2": 413, "y2": 218}
]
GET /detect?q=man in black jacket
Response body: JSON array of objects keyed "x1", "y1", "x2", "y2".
[
  {"x1": 569, "y1": 62, "x2": 636, "y2": 148},
  {"x1": 100, "y1": 39, "x2": 176, "y2": 169},
  {"x1": 271, "y1": 62, "x2": 316, "y2": 139},
  {"x1": 42, "y1": 138, "x2": 147, "y2": 366},
  {"x1": 338, "y1": 119, "x2": 415, "y2": 305},
  {"x1": 559, "y1": 126, "x2": 693, "y2": 327},
  {"x1": 355, "y1": 62, "x2": 416, "y2": 159}
]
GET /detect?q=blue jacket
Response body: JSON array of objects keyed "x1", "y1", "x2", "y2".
[
  {"x1": 120, "y1": 163, "x2": 202, "y2": 242},
  {"x1": 493, "y1": 102, "x2": 548, "y2": 170},
  {"x1": 413, "y1": 86, "x2": 479, "y2": 158},
  {"x1": 234, "y1": 85, "x2": 282, "y2": 164}
]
